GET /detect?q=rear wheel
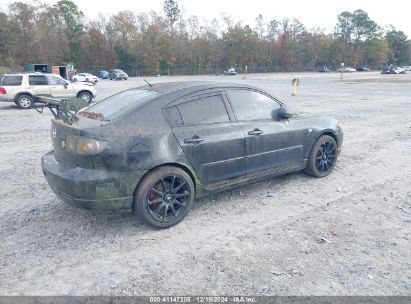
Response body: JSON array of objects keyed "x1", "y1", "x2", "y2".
[
  {"x1": 305, "y1": 135, "x2": 338, "y2": 177},
  {"x1": 133, "y1": 166, "x2": 195, "y2": 228},
  {"x1": 77, "y1": 91, "x2": 92, "y2": 103},
  {"x1": 16, "y1": 94, "x2": 34, "y2": 109}
]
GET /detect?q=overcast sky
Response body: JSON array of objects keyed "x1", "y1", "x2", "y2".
[{"x1": 1, "y1": 0, "x2": 410, "y2": 36}]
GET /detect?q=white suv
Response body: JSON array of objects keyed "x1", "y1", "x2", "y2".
[{"x1": 0, "y1": 73, "x2": 97, "y2": 109}]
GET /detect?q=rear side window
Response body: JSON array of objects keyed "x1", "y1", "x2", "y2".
[
  {"x1": 1, "y1": 76, "x2": 23, "y2": 86},
  {"x1": 177, "y1": 95, "x2": 230, "y2": 126},
  {"x1": 163, "y1": 106, "x2": 183, "y2": 127},
  {"x1": 29, "y1": 75, "x2": 48, "y2": 85},
  {"x1": 82, "y1": 89, "x2": 160, "y2": 121}
]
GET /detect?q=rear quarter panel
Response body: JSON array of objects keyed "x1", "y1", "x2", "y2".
[{"x1": 99, "y1": 100, "x2": 190, "y2": 172}]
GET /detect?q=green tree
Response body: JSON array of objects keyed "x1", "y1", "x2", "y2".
[
  {"x1": 163, "y1": 0, "x2": 180, "y2": 28},
  {"x1": 335, "y1": 9, "x2": 379, "y2": 44},
  {"x1": 7, "y1": 2, "x2": 36, "y2": 65},
  {"x1": 57, "y1": 0, "x2": 84, "y2": 66},
  {"x1": 334, "y1": 9, "x2": 380, "y2": 66},
  {"x1": 385, "y1": 28, "x2": 409, "y2": 65},
  {"x1": 362, "y1": 38, "x2": 389, "y2": 67},
  {"x1": 255, "y1": 14, "x2": 265, "y2": 38}
]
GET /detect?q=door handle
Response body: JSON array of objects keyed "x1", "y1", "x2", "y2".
[
  {"x1": 248, "y1": 128, "x2": 264, "y2": 136},
  {"x1": 184, "y1": 135, "x2": 205, "y2": 144}
]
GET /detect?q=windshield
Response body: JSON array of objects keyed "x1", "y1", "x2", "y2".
[{"x1": 80, "y1": 89, "x2": 160, "y2": 121}]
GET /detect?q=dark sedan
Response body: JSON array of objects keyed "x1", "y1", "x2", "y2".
[
  {"x1": 356, "y1": 66, "x2": 370, "y2": 72},
  {"x1": 42, "y1": 82, "x2": 343, "y2": 228},
  {"x1": 96, "y1": 70, "x2": 109, "y2": 79}
]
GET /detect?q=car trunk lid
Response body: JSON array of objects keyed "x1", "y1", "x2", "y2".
[{"x1": 51, "y1": 117, "x2": 107, "y2": 168}]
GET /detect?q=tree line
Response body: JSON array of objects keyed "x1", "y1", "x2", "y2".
[{"x1": 0, "y1": 0, "x2": 410, "y2": 76}]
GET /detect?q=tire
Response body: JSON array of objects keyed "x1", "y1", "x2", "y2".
[
  {"x1": 77, "y1": 91, "x2": 92, "y2": 103},
  {"x1": 305, "y1": 135, "x2": 338, "y2": 178},
  {"x1": 16, "y1": 94, "x2": 34, "y2": 109},
  {"x1": 133, "y1": 166, "x2": 195, "y2": 228}
]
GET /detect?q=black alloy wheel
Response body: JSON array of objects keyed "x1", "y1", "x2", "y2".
[
  {"x1": 315, "y1": 141, "x2": 337, "y2": 173},
  {"x1": 305, "y1": 135, "x2": 338, "y2": 177},
  {"x1": 134, "y1": 166, "x2": 194, "y2": 228}
]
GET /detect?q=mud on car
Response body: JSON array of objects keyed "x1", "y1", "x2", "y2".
[{"x1": 41, "y1": 82, "x2": 343, "y2": 228}]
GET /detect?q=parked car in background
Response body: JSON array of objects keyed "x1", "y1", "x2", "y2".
[
  {"x1": 337, "y1": 67, "x2": 356, "y2": 72},
  {"x1": 356, "y1": 66, "x2": 370, "y2": 72},
  {"x1": 224, "y1": 68, "x2": 237, "y2": 75},
  {"x1": 403, "y1": 66, "x2": 411, "y2": 71},
  {"x1": 316, "y1": 66, "x2": 331, "y2": 72},
  {"x1": 72, "y1": 73, "x2": 99, "y2": 84},
  {"x1": 0, "y1": 73, "x2": 97, "y2": 108},
  {"x1": 381, "y1": 65, "x2": 406, "y2": 74},
  {"x1": 41, "y1": 81, "x2": 343, "y2": 228},
  {"x1": 96, "y1": 71, "x2": 109, "y2": 79},
  {"x1": 109, "y1": 69, "x2": 128, "y2": 80}
]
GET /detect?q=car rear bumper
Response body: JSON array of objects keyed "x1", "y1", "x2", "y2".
[
  {"x1": 41, "y1": 151, "x2": 147, "y2": 210},
  {"x1": 0, "y1": 96, "x2": 13, "y2": 102}
]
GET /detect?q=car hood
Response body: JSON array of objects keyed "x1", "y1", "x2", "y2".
[{"x1": 72, "y1": 82, "x2": 94, "y2": 87}]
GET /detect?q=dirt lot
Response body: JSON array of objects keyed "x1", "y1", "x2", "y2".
[{"x1": 0, "y1": 71, "x2": 410, "y2": 295}]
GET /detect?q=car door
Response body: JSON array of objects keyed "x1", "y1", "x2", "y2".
[
  {"x1": 48, "y1": 75, "x2": 72, "y2": 98},
  {"x1": 166, "y1": 92, "x2": 247, "y2": 188},
  {"x1": 225, "y1": 88, "x2": 306, "y2": 177},
  {"x1": 28, "y1": 75, "x2": 50, "y2": 97}
]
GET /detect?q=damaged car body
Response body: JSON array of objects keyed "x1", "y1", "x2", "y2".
[{"x1": 41, "y1": 82, "x2": 343, "y2": 228}]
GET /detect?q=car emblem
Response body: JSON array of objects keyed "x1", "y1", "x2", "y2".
[
  {"x1": 61, "y1": 139, "x2": 66, "y2": 149},
  {"x1": 52, "y1": 129, "x2": 57, "y2": 139}
]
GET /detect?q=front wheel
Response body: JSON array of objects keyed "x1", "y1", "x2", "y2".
[
  {"x1": 133, "y1": 166, "x2": 195, "y2": 228},
  {"x1": 16, "y1": 94, "x2": 34, "y2": 109},
  {"x1": 77, "y1": 91, "x2": 92, "y2": 103},
  {"x1": 305, "y1": 135, "x2": 338, "y2": 178}
]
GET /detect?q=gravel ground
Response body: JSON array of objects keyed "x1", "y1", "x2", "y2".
[{"x1": 0, "y1": 72, "x2": 410, "y2": 295}]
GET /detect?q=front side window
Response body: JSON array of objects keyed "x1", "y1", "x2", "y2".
[
  {"x1": 177, "y1": 95, "x2": 230, "y2": 126},
  {"x1": 29, "y1": 75, "x2": 48, "y2": 86},
  {"x1": 48, "y1": 76, "x2": 66, "y2": 85},
  {"x1": 227, "y1": 89, "x2": 281, "y2": 121},
  {"x1": 1, "y1": 76, "x2": 23, "y2": 86}
]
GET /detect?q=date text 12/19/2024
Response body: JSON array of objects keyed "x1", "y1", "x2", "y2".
[{"x1": 149, "y1": 297, "x2": 257, "y2": 303}]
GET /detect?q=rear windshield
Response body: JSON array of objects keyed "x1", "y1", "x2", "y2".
[
  {"x1": 1, "y1": 75, "x2": 23, "y2": 86},
  {"x1": 80, "y1": 89, "x2": 160, "y2": 121}
]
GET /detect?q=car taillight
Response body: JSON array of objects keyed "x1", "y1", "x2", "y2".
[
  {"x1": 66, "y1": 135, "x2": 108, "y2": 155},
  {"x1": 0, "y1": 87, "x2": 6, "y2": 94}
]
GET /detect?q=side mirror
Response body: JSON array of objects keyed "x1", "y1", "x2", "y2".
[
  {"x1": 64, "y1": 82, "x2": 68, "y2": 89},
  {"x1": 278, "y1": 107, "x2": 296, "y2": 119}
]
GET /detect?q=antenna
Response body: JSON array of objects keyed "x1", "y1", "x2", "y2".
[{"x1": 143, "y1": 79, "x2": 152, "y2": 87}]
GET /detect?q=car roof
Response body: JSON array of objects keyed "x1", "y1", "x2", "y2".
[
  {"x1": 2, "y1": 72, "x2": 62, "y2": 77},
  {"x1": 128, "y1": 81, "x2": 273, "y2": 103},
  {"x1": 138, "y1": 81, "x2": 259, "y2": 95}
]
